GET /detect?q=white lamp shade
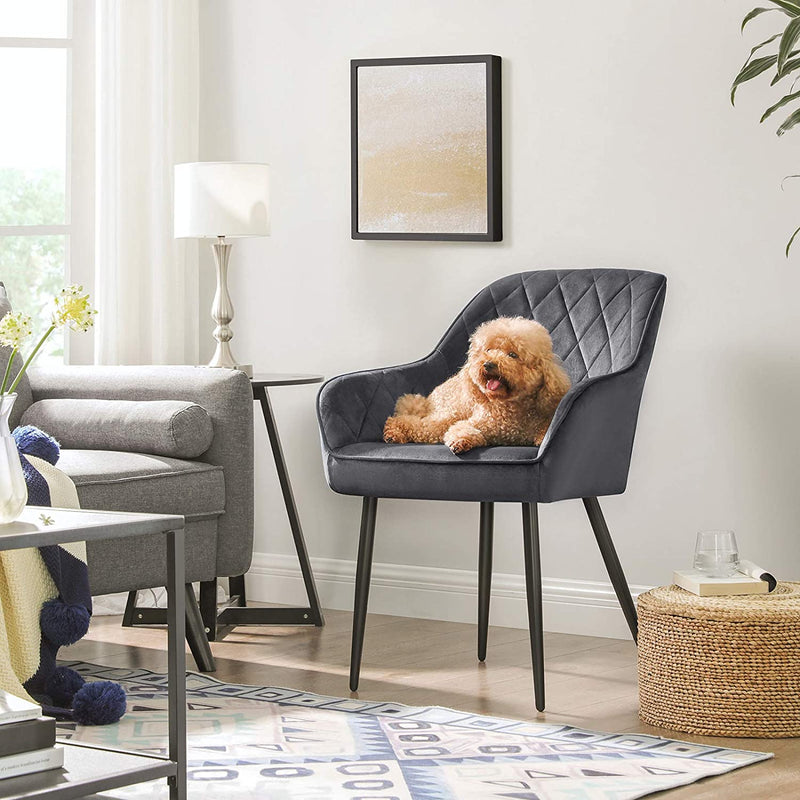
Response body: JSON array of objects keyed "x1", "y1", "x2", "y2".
[{"x1": 174, "y1": 162, "x2": 270, "y2": 238}]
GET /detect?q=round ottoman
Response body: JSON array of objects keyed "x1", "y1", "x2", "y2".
[{"x1": 637, "y1": 582, "x2": 800, "y2": 738}]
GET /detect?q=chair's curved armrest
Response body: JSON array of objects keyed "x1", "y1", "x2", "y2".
[
  {"x1": 317, "y1": 355, "x2": 450, "y2": 450},
  {"x1": 534, "y1": 361, "x2": 652, "y2": 501},
  {"x1": 535, "y1": 378, "x2": 595, "y2": 457}
]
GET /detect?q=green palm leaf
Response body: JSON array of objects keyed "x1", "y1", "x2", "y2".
[
  {"x1": 731, "y1": 54, "x2": 779, "y2": 103},
  {"x1": 771, "y1": 54, "x2": 800, "y2": 82},
  {"x1": 743, "y1": 7, "x2": 788, "y2": 31},
  {"x1": 771, "y1": 0, "x2": 800, "y2": 15},
  {"x1": 778, "y1": 16, "x2": 800, "y2": 71},
  {"x1": 786, "y1": 224, "x2": 800, "y2": 256},
  {"x1": 777, "y1": 106, "x2": 800, "y2": 133},
  {"x1": 745, "y1": 31, "x2": 783, "y2": 58},
  {"x1": 761, "y1": 89, "x2": 800, "y2": 121}
]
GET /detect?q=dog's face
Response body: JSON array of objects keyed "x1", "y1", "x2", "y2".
[{"x1": 467, "y1": 317, "x2": 559, "y2": 402}]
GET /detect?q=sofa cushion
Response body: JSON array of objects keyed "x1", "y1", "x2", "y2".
[
  {"x1": 325, "y1": 442, "x2": 541, "y2": 502},
  {"x1": 57, "y1": 449, "x2": 225, "y2": 519},
  {"x1": 22, "y1": 399, "x2": 214, "y2": 458}
]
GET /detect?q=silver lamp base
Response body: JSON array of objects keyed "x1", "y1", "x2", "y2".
[{"x1": 207, "y1": 237, "x2": 252, "y2": 377}]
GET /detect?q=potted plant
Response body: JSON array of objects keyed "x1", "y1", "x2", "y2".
[{"x1": 733, "y1": 0, "x2": 800, "y2": 252}]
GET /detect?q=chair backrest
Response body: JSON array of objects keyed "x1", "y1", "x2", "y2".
[{"x1": 435, "y1": 269, "x2": 666, "y2": 383}]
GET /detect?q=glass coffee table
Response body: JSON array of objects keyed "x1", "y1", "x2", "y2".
[{"x1": 0, "y1": 507, "x2": 187, "y2": 800}]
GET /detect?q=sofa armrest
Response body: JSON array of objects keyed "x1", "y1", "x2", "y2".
[
  {"x1": 317, "y1": 354, "x2": 451, "y2": 451},
  {"x1": 29, "y1": 365, "x2": 255, "y2": 576}
]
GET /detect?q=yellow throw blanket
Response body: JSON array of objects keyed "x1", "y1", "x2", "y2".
[{"x1": 0, "y1": 455, "x2": 82, "y2": 701}]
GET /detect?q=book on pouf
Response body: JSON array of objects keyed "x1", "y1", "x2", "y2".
[
  {"x1": 674, "y1": 569, "x2": 769, "y2": 596},
  {"x1": 0, "y1": 691, "x2": 61, "y2": 780}
]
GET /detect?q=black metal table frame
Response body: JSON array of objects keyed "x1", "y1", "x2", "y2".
[
  {"x1": 202, "y1": 375, "x2": 325, "y2": 639},
  {"x1": 122, "y1": 374, "x2": 325, "y2": 648},
  {"x1": 0, "y1": 508, "x2": 186, "y2": 800}
]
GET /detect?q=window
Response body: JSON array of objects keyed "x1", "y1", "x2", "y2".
[{"x1": 0, "y1": 0, "x2": 94, "y2": 364}]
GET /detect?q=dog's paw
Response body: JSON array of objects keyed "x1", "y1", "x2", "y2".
[
  {"x1": 444, "y1": 423, "x2": 484, "y2": 454},
  {"x1": 446, "y1": 436, "x2": 474, "y2": 454},
  {"x1": 383, "y1": 417, "x2": 410, "y2": 444}
]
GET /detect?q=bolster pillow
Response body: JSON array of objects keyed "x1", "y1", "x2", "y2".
[{"x1": 21, "y1": 399, "x2": 214, "y2": 459}]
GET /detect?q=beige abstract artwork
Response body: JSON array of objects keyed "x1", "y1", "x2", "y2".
[{"x1": 356, "y1": 62, "x2": 488, "y2": 235}]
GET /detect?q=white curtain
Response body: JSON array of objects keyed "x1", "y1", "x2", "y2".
[{"x1": 94, "y1": 0, "x2": 200, "y2": 365}]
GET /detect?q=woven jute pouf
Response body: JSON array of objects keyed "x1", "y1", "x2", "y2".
[{"x1": 637, "y1": 582, "x2": 800, "y2": 738}]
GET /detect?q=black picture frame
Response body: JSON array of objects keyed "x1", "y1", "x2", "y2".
[{"x1": 351, "y1": 54, "x2": 502, "y2": 242}]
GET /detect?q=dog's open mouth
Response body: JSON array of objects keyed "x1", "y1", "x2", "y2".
[{"x1": 481, "y1": 372, "x2": 510, "y2": 396}]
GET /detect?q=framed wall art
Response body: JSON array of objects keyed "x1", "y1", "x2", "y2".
[{"x1": 351, "y1": 54, "x2": 502, "y2": 242}]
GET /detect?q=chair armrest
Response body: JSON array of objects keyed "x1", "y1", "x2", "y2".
[
  {"x1": 317, "y1": 354, "x2": 451, "y2": 450},
  {"x1": 535, "y1": 349, "x2": 655, "y2": 502},
  {"x1": 29, "y1": 365, "x2": 254, "y2": 576}
]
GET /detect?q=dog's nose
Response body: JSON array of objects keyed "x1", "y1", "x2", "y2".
[{"x1": 483, "y1": 361, "x2": 497, "y2": 371}]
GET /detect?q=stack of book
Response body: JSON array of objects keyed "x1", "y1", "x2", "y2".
[{"x1": 0, "y1": 690, "x2": 62, "y2": 781}]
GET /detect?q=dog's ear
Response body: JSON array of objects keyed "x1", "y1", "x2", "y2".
[
  {"x1": 535, "y1": 355, "x2": 571, "y2": 416},
  {"x1": 468, "y1": 324, "x2": 487, "y2": 357}
]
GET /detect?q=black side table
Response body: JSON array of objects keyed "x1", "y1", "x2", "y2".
[{"x1": 200, "y1": 373, "x2": 325, "y2": 639}]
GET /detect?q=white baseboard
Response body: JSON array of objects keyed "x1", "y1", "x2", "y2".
[{"x1": 245, "y1": 552, "x2": 650, "y2": 640}]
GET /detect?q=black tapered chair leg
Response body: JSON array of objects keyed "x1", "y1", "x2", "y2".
[
  {"x1": 522, "y1": 502, "x2": 545, "y2": 712},
  {"x1": 185, "y1": 584, "x2": 216, "y2": 672},
  {"x1": 477, "y1": 502, "x2": 494, "y2": 662},
  {"x1": 350, "y1": 497, "x2": 378, "y2": 692},
  {"x1": 583, "y1": 496, "x2": 638, "y2": 643}
]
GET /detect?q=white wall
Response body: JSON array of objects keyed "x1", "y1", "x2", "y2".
[{"x1": 198, "y1": 0, "x2": 800, "y2": 636}]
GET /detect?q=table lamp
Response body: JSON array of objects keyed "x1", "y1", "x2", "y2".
[{"x1": 174, "y1": 161, "x2": 270, "y2": 377}]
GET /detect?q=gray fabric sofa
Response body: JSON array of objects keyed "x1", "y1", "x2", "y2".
[{"x1": 8, "y1": 361, "x2": 254, "y2": 670}]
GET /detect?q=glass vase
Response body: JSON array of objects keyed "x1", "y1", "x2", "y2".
[{"x1": 0, "y1": 394, "x2": 27, "y2": 524}]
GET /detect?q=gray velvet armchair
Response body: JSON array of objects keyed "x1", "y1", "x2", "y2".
[
  {"x1": 317, "y1": 268, "x2": 667, "y2": 710},
  {"x1": 10, "y1": 363, "x2": 254, "y2": 672}
]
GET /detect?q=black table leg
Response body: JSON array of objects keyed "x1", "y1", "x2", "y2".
[{"x1": 215, "y1": 386, "x2": 324, "y2": 631}]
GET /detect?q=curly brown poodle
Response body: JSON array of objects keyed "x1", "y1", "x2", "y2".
[{"x1": 383, "y1": 317, "x2": 571, "y2": 454}]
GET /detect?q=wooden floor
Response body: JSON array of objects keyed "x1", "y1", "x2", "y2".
[{"x1": 68, "y1": 608, "x2": 798, "y2": 799}]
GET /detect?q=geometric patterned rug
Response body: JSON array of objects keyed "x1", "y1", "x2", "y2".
[{"x1": 57, "y1": 662, "x2": 772, "y2": 799}]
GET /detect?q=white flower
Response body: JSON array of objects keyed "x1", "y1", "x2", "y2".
[
  {"x1": 51, "y1": 284, "x2": 98, "y2": 332},
  {"x1": 0, "y1": 311, "x2": 33, "y2": 350}
]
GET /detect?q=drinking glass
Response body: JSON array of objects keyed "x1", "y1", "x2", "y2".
[{"x1": 693, "y1": 530, "x2": 739, "y2": 577}]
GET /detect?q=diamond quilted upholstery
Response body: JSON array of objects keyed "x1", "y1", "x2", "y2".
[
  {"x1": 435, "y1": 269, "x2": 665, "y2": 383},
  {"x1": 318, "y1": 269, "x2": 666, "y2": 452}
]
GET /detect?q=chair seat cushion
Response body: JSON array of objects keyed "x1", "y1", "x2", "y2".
[
  {"x1": 325, "y1": 442, "x2": 541, "y2": 502},
  {"x1": 57, "y1": 449, "x2": 225, "y2": 519}
]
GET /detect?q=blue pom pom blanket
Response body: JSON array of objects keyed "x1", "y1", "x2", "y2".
[{"x1": 0, "y1": 426, "x2": 125, "y2": 723}]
